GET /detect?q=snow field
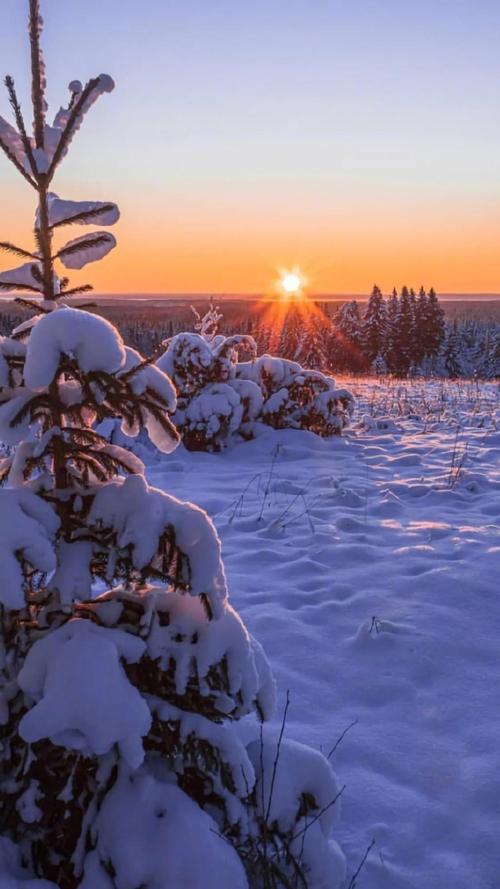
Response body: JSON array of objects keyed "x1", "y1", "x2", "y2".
[{"x1": 147, "y1": 376, "x2": 500, "y2": 889}]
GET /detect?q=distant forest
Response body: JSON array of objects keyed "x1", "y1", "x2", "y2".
[{"x1": 0, "y1": 287, "x2": 498, "y2": 378}]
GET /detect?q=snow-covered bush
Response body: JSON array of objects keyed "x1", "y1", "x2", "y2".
[
  {"x1": 0, "y1": 5, "x2": 345, "y2": 888},
  {"x1": 238, "y1": 355, "x2": 354, "y2": 438},
  {"x1": 157, "y1": 309, "x2": 354, "y2": 450}
]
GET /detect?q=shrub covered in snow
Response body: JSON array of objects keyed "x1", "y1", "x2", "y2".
[
  {"x1": 0, "y1": 5, "x2": 345, "y2": 888},
  {"x1": 156, "y1": 309, "x2": 354, "y2": 451}
]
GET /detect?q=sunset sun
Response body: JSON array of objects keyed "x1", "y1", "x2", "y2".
[{"x1": 279, "y1": 270, "x2": 305, "y2": 298}]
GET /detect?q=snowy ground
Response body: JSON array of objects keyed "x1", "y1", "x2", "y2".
[{"x1": 146, "y1": 376, "x2": 500, "y2": 889}]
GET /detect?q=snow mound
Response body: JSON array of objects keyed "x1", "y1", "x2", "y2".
[
  {"x1": 244, "y1": 735, "x2": 346, "y2": 889},
  {"x1": 0, "y1": 489, "x2": 59, "y2": 609},
  {"x1": 81, "y1": 771, "x2": 248, "y2": 889},
  {"x1": 23, "y1": 307, "x2": 126, "y2": 388},
  {"x1": 89, "y1": 476, "x2": 228, "y2": 615},
  {"x1": 142, "y1": 587, "x2": 276, "y2": 718},
  {"x1": 18, "y1": 619, "x2": 151, "y2": 768},
  {"x1": 0, "y1": 837, "x2": 57, "y2": 888}
]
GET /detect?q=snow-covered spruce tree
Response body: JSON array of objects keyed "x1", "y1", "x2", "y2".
[
  {"x1": 423, "y1": 287, "x2": 445, "y2": 363},
  {"x1": 484, "y1": 325, "x2": 500, "y2": 379},
  {"x1": 157, "y1": 306, "x2": 353, "y2": 451},
  {"x1": 332, "y1": 300, "x2": 366, "y2": 371},
  {"x1": 0, "y1": 6, "x2": 346, "y2": 888},
  {"x1": 441, "y1": 321, "x2": 463, "y2": 378},
  {"x1": 362, "y1": 284, "x2": 387, "y2": 363},
  {"x1": 383, "y1": 288, "x2": 399, "y2": 372},
  {"x1": 392, "y1": 285, "x2": 414, "y2": 375}
]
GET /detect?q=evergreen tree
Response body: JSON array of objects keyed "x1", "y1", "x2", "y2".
[
  {"x1": 383, "y1": 288, "x2": 399, "y2": 371},
  {"x1": 485, "y1": 326, "x2": 500, "y2": 379},
  {"x1": 408, "y1": 288, "x2": 418, "y2": 359},
  {"x1": 0, "y1": 5, "x2": 346, "y2": 887},
  {"x1": 332, "y1": 299, "x2": 365, "y2": 370},
  {"x1": 372, "y1": 353, "x2": 388, "y2": 375},
  {"x1": 424, "y1": 287, "x2": 445, "y2": 359},
  {"x1": 442, "y1": 322, "x2": 463, "y2": 378},
  {"x1": 362, "y1": 284, "x2": 387, "y2": 362},
  {"x1": 393, "y1": 285, "x2": 413, "y2": 374},
  {"x1": 277, "y1": 302, "x2": 331, "y2": 370},
  {"x1": 414, "y1": 286, "x2": 428, "y2": 366}
]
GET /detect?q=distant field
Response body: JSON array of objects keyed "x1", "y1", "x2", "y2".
[{"x1": 1, "y1": 296, "x2": 499, "y2": 326}]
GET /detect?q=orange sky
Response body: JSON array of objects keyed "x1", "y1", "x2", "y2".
[{"x1": 5, "y1": 181, "x2": 500, "y2": 296}]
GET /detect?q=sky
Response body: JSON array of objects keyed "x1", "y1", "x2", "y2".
[{"x1": 1, "y1": 0, "x2": 500, "y2": 295}]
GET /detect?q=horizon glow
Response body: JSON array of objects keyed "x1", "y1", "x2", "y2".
[{"x1": 1, "y1": 0, "x2": 500, "y2": 295}]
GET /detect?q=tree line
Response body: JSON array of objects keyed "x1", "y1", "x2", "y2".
[
  {"x1": 252, "y1": 286, "x2": 499, "y2": 379},
  {"x1": 0, "y1": 285, "x2": 498, "y2": 378}
]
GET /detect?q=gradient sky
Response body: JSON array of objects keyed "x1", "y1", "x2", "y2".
[{"x1": 1, "y1": 0, "x2": 500, "y2": 295}]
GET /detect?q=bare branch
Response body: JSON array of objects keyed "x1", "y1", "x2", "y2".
[{"x1": 28, "y1": 0, "x2": 46, "y2": 148}]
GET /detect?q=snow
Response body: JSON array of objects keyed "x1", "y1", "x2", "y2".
[
  {"x1": 144, "y1": 375, "x2": 500, "y2": 889},
  {"x1": 156, "y1": 332, "x2": 214, "y2": 391},
  {"x1": 44, "y1": 75, "x2": 115, "y2": 172},
  {"x1": 121, "y1": 347, "x2": 177, "y2": 409},
  {"x1": 0, "y1": 391, "x2": 35, "y2": 446},
  {"x1": 0, "y1": 116, "x2": 28, "y2": 172},
  {"x1": 0, "y1": 347, "x2": 10, "y2": 388},
  {"x1": 18, "y1": 619, "x2": 150, "y2": 768},
  {"x1": 143, "y1": 587, "x2": 275, "y2": 717},
  {"x1": 0, "y1": 262, "x2": 43, "y2": 293},
  {"x1": 49, "y1": 540, "x2": 94, "y2": 603},
  {"x1": 23, "y1": 307, "x2": 126, "y2": 388},
  {"x1": 1, "y1": 71, "x2": 114, "y2": 178},
  {"x1": 142, "y1": 410, "x2": 179, "y2": 455},
  {"x1": 88, "y1": 475, "x2": 228, "y2": 616},
  {"x1": 248, "y1": 734, "x2": 346, "y2": 888},
  {"x1": 0, "y1": 488, "x2": 59, "y2": 609},
  {"x1": 183, "y1": 381, "x2": 244, "y2": 437},
  {"x1": 0, "y1": 837, "x2": 57, "y2": 888},
  {"x1": 80, "y1": 770, "x2": 248, "y2": 889},
  {"x1": 155, "y1": 337, "x2": 352, "y2": 449},
  {"x1": 57, "y1": 231, "x2": 117, "y2": 269},
  {"x1": 40, "y1": 193, "x2": 120, "y2": 228}
]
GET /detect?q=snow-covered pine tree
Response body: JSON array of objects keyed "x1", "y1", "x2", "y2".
[
  {"x1": 332, "y1": 300, "x2": 365, "y2": 371},
  {"x1": 287, "y1": 303, "x2": 332, "y2": 371},
  {"x1": 371, "y1": 353, "x2": 387, "y2": 375},
  {"x1": 383, "y1": 288, "x2": 399, "y2": 372},
  {"x1": 393, "y1": 285, "x2": 414, "y2": 375},
  {"x1": 412, "y1": 286, "x2": 428, "y2": 368},
  {"x1": 441, "y1": 321, "x2": 464, "y2": 378},
  {"x1": 424, "y1": 287, "x2": 445, "y2": 363},
  {"x1": 484, "y1": 325, "x2": 500, "y2": 379},
  {"x1": 362, "y1": 284, "x2": 387, "y2": 362},
  {"x1": 408, "y1": 288, "x2": 418, "y2": 361},
  {"x1": 0, "y1": 7, "x2": 346, "y2": 887}
]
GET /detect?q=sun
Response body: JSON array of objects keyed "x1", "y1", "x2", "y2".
[
  {"x1": 278, "y1": 269, "x2": 305, "y2": 298},
  {"x1": 282, "y1": 273, "x2": 301, "y2": 294}
]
